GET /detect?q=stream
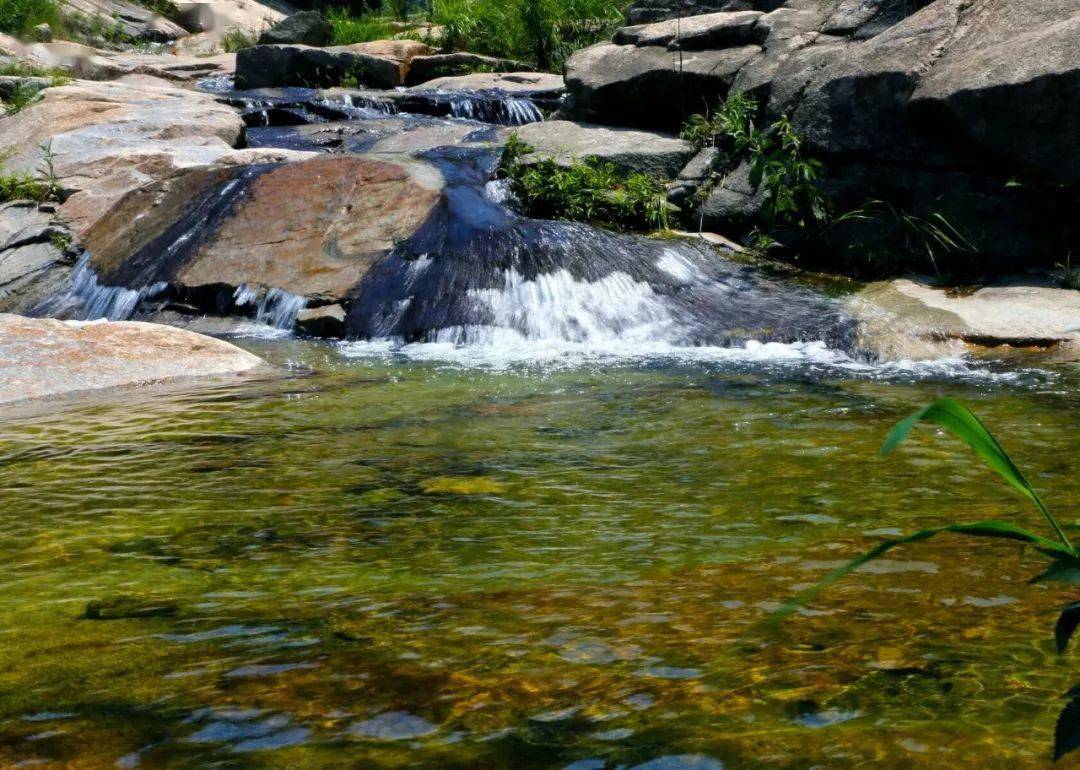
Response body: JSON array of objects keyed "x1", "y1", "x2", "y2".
[{"x1": 1, "y1": 81, "x2": 1078, "y2": 769}]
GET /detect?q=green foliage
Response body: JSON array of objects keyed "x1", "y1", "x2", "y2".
[
  {"x1": 386, "y1": 0, "x2": 409, "y2": 22},
  {"x1": 2, "y1": 80, "x2": 42, "y2": 115},
  {"x1": 432, "y1": 0, "x2": 623, "y2": 72},
  {"x1": 774, "y1": 398, "x2": 1080, "y2": 761},
  {"x1": 679, "y1": 91, "x2": 756, "y2": 161},
  {"x1": 500, "y1": 134, "x2": 670, "y2": 231},
  {"x1": 0, "y1": 168, "x2": 49, "y2": 203},
  {"x1": 325, "y1": 7, "x2": 395, "y2": 45},
  {"x1": 747, "y1": 115, "x2": 830, "y2": 233},
  {"x1": 219, "y1": 25, "x2": 257, "y2": 52},
  {"x1": 0, "y1": 0, "x2": 61, "y2": 35}
]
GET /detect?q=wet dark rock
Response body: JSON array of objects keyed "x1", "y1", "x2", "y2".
[
  {"x1": 296, "y1": 303, "x2": 346, "y2": 337},
  {"x1": 84, "y1": 596, "x2": 179, "y2": 619},
  {"x1": 258, "y1": 10, "x2": 333, "y2": 47}
]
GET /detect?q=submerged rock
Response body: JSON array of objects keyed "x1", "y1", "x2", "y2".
[
  {"x1": 84, "y1": 596, "x2": 179, "y2": 619},
  {"x1": 0, "y1": 314, "x2": 266, "y2": 404}
]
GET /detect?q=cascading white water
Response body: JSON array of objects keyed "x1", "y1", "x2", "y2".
[
  {"x1": 233, "y1": 284, "x2": 307, "y2": 330},
  {"x1": 448, "y1": 95, "x2": 544, "y2": 126},
  {"x1": 57, "y1": 254, "x2": 167, "y2": 321}
]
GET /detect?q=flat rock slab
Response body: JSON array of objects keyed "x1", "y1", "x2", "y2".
[
  {"x1": 413, "y1": 71, "x2": 565, "y2": 95},
  {"x1": 847, "y1": 278, "x2": 1080, "y2": 361},
  {"x1": 0, "y1": 314, "x2": 265, "y2": 405},
  {"x1": 613, "y1": 11, "x2": 766, "y2": 49},
  {"x1": 514, "y1": 120, "x2": 694, "y2": 179}
]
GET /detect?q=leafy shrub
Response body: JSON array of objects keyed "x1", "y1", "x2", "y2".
[
  {"x1": 0, "y1": 0, "x2": 62, "y2": 35},
  {"x1": 500, "y1": 135, "x2": 670, "y2": 231}
]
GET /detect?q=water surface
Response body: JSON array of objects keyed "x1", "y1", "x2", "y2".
[{"x1": 0, "y1": 342, "x2": 1077, "y2": 768}]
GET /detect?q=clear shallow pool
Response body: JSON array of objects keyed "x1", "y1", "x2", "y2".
[{"x1": 0, "y1": 340, "x2": 1077, "y2": 768}]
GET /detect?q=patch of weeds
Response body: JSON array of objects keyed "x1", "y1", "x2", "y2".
[
  {"x1": 1052, "y1": 253, "x2": 1080, "y2": 290},
  {"x1": 0, "y1": 0, "x2": 63, "y2": 36},
  {"x1": 219, "y1": 24, "x2": 257, "y2": 52},
  {"x1": 499, "y1": 134, "x2": 671, "y2": 231},
  {"x1": 2, "y1": 80, "x2": 43, "y2": 115},
  {"x1": 0, "y1": 140, "x2": 61, "y2": 203},
  {"x1": 324, "y1": 7, "x2": 395, "y2": 46},
  {"x1": 433, "y1": 0, "x2": 624, "y2": 72}
]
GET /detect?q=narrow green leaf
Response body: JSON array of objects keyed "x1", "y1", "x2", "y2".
[
  {"x1": 768, "y1": 520, "x2": 1063, "y2": 624},
  {"x1": 880, "y1": 398, "x2": 1073, "y2": 554},
  {"x1": 1056, "y1": 603, "x2": 1080, "y2": 654},
  {"x1": 1056, "y1": 696, "x2": 1080, "y2": 760}
]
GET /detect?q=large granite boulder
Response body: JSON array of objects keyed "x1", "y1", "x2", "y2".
[
  {"x1": 562, "y1": 41, "x2": 760, "y2": 129},
  {"x1": 404, "y1": 53, "x2": 532, "y2": 86},
  {"x1": 71, "y1": 155, "x2": 445, "y2": 324},
  {"x1": 258, "y1": 10, "x2": 333, "y2": 46},
  {"x1": 63, "y1": 0, "x2": 188, "y2": 42},
  {"x1": 0, "y1": 314, "x2": 265, "y2": 405},
  {"x1": 625, "y1": 0, "x2": 756, "y2": 25},
  {"x1": 513, "y1": 120, "x2": 695, "y2": 179},
  {"x1": 562, "y1": 0, "x2": 1080, "y2": 269},
  {"x1": 235, "y1": 44, "x2": 404, "y2": 89}
]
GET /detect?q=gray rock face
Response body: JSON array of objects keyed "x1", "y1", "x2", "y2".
[
  {"x1": 698, "y1": 161, "x2": 764, "y2": 232},
  {"x1": 404, "y1": 53, "x2": 532, "y2": 87},
  {"x1": 513, "y1": 120, "x2": 695, "y2": 179},
  {"x1": 626, "y1": 0, "x2": 755, "y2": 25},
  {"x1": 0, "y1": 202, "x2": 78, "y2": 314},
  {"x1": 235, "y1": 44, "x2": 403, "y2": 89},
  {"x1": 257, "y1": 11, "x2": 333, "y2": 47},
  {"x1": 562, "y1": 42, "x2": 760, "y2": 129},
  {"x1": 563, "y1": 0, "x2": 1080, "y2": 268},
  {"x1": 613, "y1": 11, "x2": 766, "y2": 49}
]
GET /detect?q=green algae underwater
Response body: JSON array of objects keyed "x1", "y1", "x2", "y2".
[{"x1": 0, "y1": 340, "x2": 1078, "y2": 768}]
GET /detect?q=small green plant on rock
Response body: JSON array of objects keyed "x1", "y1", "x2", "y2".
[
  {"x1": 220, "y1": 25, "x2": 257, "y2": 52},
  {"x1": 499, "y1": 134, "x2": 670, "y2": 231},
  {"x1": 2, "y1": 80, "x2": 43, "y2": 115},
  {"x1": 775, "y1": 398, "x2": 1080, "y2": 762}
]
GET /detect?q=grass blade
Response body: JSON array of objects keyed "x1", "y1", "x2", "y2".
[
  {"x1": 769, "y1": 520, "x2": 1069, "y2": 624},
  {"x1": 881, "y1": 398, "x2": 1073, "y2": 554}
]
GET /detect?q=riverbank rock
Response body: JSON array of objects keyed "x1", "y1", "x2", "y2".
[
  {"x1": 561, "y1": 41, "x2": 759, "y2": 129},
  {"x1": 235, "y1": 43, "x2": 404, "y2": 89},
  {"x1": 257, "y1": 10, "x2": 332, "y2": 46},
  {"x1": 0, "y1": 76, "x2": 307, "y2": 237},
  {"x1": 561, "y1": 0, "x2": 1080, "y2": 270},
  {"x1": 513, "y1": 120, "x2": 694, "y2": 179},
  {"x1": 0, "y1": 202, "x2": 80, "y2": 314},
  {"x1": 75, "y1": 155, "x2": 444, "y2": 320},
  {"x1": 0, "y1": 314, "x2": 265, "y2": 405},
  {"x1": 847, "y1": 279, "x2": 1080, "y2": 362}
]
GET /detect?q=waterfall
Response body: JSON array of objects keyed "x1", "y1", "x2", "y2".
[
  {"x1": 44, "y1": 254, "x2": 167, "y2": 321},
  {"x1": 447, "y1": 94, "x2": 544, "y2": 126}
]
